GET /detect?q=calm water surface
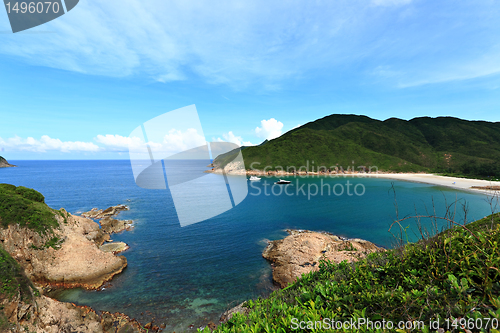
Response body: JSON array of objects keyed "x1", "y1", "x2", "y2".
[{"x1": 1, "y1": 160, "x2": 496, "y2": 332}]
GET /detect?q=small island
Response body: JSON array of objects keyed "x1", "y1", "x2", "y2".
[{"x1": 0, "y1": 156, "x2": 15, "y2": 168}]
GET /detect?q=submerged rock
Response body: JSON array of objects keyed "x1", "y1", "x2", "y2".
[{"x1": 262, "y1": 230, "x2": 384, "y2": 288}]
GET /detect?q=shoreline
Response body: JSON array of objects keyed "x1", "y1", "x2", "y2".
[
  {"x1": 208, "y1": 168, "x2": 500, "y2": 196},
  {"x1": 363, "y1": 173, "x2": 500, "y2": 196}
]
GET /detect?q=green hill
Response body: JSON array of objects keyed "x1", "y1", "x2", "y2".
[{"x1": 217, "y1": 115, "x2": 500, "y2": 177}]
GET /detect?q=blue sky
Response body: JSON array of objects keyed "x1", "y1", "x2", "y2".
[{"x1": 1, "y1": 0, "x2": 499, "y2": 159}]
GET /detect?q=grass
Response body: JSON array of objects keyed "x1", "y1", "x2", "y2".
[
  {"x1": 0, "y1": 183, "x2": 59, "y2": 235},
  {"x1": 202, "y1": 213, "x2": 500, "y2": 332}
]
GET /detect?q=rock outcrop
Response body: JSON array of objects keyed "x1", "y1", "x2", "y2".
[
  {"x1": 82, "y1": 205, "x2": 133, "y2": 234},
  {"x1": 219, "y1": 302, "x2": 250, "y2": 324},
  {"x1": 0, "y1": 156, "x2": 15, "y2": 168},
  {"x1": 0, "y1": 212, "x2": 127, "y2": 290},
  {"x1": 262, "y1": 230, "x2": 384, "y2": 288},
  {"x1": 1, "y1": 289, "x2": 146, "y2": 333}
]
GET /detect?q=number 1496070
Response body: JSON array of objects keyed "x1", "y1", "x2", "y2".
[{"x1": 5, "y1": 2, "x2": 60, "y2": 14}]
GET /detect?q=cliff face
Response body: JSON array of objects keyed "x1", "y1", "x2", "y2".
[
  {"x1": 0, "y1": 183, "x2": 150, "y2": 332},
  {"x1": 1, "y1": 289, "x2": 145, "y2": 333},
  {"x1": 0, "y1": 213, "x2": 127, "y2": 290},
  {"x1": 0, "y1": 156, "x2": 15, "y2": 168},
  {"x1": 0, "y1": 209, "x2": 150, "y2": 332}
]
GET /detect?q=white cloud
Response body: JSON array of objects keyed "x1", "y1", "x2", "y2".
[
  {"x1": 0, "y1": 1, "x2": 372, "y2": 88},
  {"x1": 1, "y1": 0, "x2": 498, "y2": 92},
  {"x1": 214, "y1": 131, "x2": 254, "y2": 147},
  {"x1": 255, "y1": 118, "x2": 284, "y2": 140},
  {"x1": 0, "y1": 135, "x2": 100, "y2": 153},
  {"x1": 0, "y1": 130, "x2": 208, "y2": 156},
  {"x1": 95, "y1": 134, "x2": 142, "y2": 150},
  {"x1": 371, "y1": 0, "x2": 412, "y2": 6},
  {"x1": 159, "y1": 128, "x2": 206, "y2": 154}
]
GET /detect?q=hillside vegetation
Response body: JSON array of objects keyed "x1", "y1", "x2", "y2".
[
  {"x1": 203, "y1": 213, "x2": 500, "y2": 332},
  {"x1": 218, "y1": 115, "x2": 500, "y2": 177},
  {"x1": 0, "y1": 183, "x2": 59, "y2": 235}
]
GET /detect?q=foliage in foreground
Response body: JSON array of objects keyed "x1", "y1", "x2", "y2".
[
  {"x1": 0, "y1": 183, "x2": 59, "y2": 234},
  {"x1": 203, "y1": 214, "x2": 500, "y2": 332}
]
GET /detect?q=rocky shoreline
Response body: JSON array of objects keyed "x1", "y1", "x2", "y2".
[
  {"x1": 219, "y1": 229, "x2": 384, "y2": 326},
  {"x1": 0, "y1": 207, "x2": 130, "y2": 291},
  {"x1": 0, "y1": 203, "x2": 162, "y2": 332},
  {"x1": 206, "y1": 164, "x2": 423, "y2": 177}
]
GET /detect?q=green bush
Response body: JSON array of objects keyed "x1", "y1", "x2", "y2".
[
  {"x1": 0, "y1": 184, "x2": 58, "y2": 234},
  {"x1": 14, "y1": 186, "x2": 45, "y2": 203},
  {"x1": 204, "y1": 214, "x2": 500, "y2": 332}
]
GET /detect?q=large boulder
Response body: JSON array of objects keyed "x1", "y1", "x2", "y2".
[{"x1": 263, "y1": 230, "x2": 384, "y2": 288}]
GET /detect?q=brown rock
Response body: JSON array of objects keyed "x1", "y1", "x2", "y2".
[
  {"x1": 100, "y1": 217, "x2": 133, "y2": 234},
  {"x1": 0, "y1": 155, "x2": 16, "y2": 168},
  {"x1": 262, "y1": 230, "x2": 384, "y2": 288},
  {"x1": 207, "y1": 321, "x2": 217, "y2": 331},
  {"x1": 99, "y1": 242, "x2": 129, "y2": 254},
  {"x1": 219, "y1": 302, "x2": 250, "y2": 323},
  {"x1": 82, "y1": 205, "x2": 129, "y2": 220},
  {"x1": 2, "y1": 292, "x2": 147, "y2": 333},
  {"x1": 0, "y1": 213, "x2": 128, "y2": 290}
]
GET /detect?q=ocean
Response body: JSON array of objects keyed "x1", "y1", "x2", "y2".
[{"x1": 1, "y1": 160, "x2": 497, "y2": 332}]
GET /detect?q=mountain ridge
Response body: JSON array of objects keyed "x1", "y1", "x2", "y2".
[{"x1": 215, "y1": 115, "x2": 500, "y2": 177}]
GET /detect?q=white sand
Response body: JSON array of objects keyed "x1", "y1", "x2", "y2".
[{"x1": 367, "y1": 173, "x2": 500, "y2": 196}]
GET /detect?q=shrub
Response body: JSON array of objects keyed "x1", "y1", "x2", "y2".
[
  {"x1": 14, "y1": 186, "x2": 45, "y2": 203},
  {"x1": 0, "y1": 184, "x2": 58, "y2": 234}
]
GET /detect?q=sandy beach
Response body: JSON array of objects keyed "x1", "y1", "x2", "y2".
[
  {"x1": 212, "y1": 166, "x2": 500, "y2": 196},
  {"x1": 365, "y1": 173, "x2": 500, "y2": 196}
]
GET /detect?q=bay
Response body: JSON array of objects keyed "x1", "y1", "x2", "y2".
[{"x1": 1, "y1": 160, "x2": 496, "y2": 331}]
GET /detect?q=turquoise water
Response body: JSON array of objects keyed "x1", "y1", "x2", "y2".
[{"x1": 1, "y1": 160, "x2": 497, "y2": 332}]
